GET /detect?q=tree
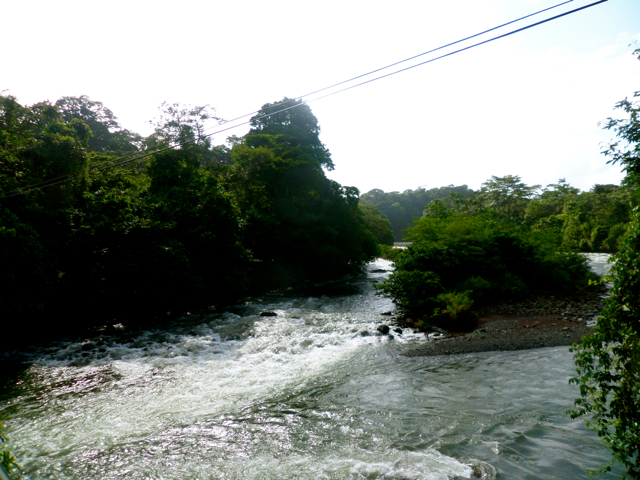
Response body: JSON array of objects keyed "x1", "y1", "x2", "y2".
[
  {"x1": 475, "y1": 175, "x2": 540, "y2": 221},
  {"x1": 570, "y1": 49, "x2": 640, "y2": 478},
  {"x1": 359, "y1": 204, "x2": 394, "y2": 245},
  {"x1": 147, "y1": 101, "x2": 221, "y2": 147},
  {"x1": 360, "y1": 185, "x2": 475, "y2": 241},
  {"x1": 227, "y1": 100, "x2": 376, "y2": 286},
  {"x1": 0, "y1": 95, "x2": 92, "y2": 319},
  {"x1": 56, "y1": 95, "x2": 141, "y2": 153},
  {"x1": 248, "y1": 97, "x2": 334, "y2": 171}
]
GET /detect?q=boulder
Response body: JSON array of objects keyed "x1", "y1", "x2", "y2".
[
  {"x1": 377, "y1": 325, "x2": 390, "y2": 335},
  {"x1": 260, "y1": 311, "x2": 277, "y2": 317}
]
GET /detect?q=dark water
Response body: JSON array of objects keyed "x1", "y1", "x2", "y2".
[{"x1": 0, "y1": 254, "x2": 621, "y2": 479}]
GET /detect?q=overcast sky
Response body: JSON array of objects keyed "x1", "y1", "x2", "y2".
[{"x1": 3, "y1": 0, "x2": 639, "y2": 194}]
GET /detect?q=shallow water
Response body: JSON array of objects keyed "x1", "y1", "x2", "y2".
[{"x1": 0, "y1": 255, "x2": 621, "y2": 479}]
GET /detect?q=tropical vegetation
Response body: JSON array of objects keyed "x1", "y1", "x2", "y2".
[
  {"x1": 376, "y1": 209, "x2": 596, "y2": 330},
  {"x1": 569, "y1": 49, "x2": 640, "y2": 478},
  {"x1": 0, "y1": 95, "x2": 378, "y2": 342},
  {"x1": 362, "y1": 175, "x2": 633, "y2": 252}
]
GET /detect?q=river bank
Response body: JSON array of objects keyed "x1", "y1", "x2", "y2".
[{"x1": 398, "y1": 289, "x2": 607, "y2": 357}]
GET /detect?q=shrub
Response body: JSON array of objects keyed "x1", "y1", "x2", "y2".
[
  {"x1": 456, "y1": 276, "x2": 492, "y2": 302},
  {"x1": 377, "y1": 214, "x2": 596, "y2": 328},
  {"x1": 433, "y1": 291, "x2": 478, "y2": 331},
  {"x1": 378, "y1": 244, "x2": 403, "y2": 262},
  {"x1": 375, "y1": 269, "x2": 443, "y2": 316}
]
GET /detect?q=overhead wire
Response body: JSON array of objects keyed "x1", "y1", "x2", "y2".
[
  {"x1": 2, "y1": 0, "x2": 607, "y2": 199},
  {"x1": 1, "y1": 0, "x2": 585, "y2": 198},
  {"x1": 303, "y1": 0, "x2": 609, "y2": 103},
  {"x1": 32, "y1": 0, "x2": 579, "y2": 182},
  {"x1": 176, "y1": 0, "x2": 575, "y2": 141}
]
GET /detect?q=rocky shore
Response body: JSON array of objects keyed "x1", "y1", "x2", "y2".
[{"x1": 399, "y1": 289, "x2": 608, "y2": 357}]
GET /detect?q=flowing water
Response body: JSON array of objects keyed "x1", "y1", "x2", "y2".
[{"x1": 0, "y1": 254, "x2": 621, "y2": 479}]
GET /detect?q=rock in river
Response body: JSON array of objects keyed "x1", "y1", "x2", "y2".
[{"x1": 377, "y1": 325, "x2": 390, "y2": 335}]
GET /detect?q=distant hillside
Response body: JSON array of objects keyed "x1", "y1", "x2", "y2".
[{"x1": 360, "y1": 185, "x2": 474, "y2": 241}]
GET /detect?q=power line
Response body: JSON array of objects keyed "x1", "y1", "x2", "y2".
[
  {"x1": 0, "y1": 0, "x2": 583, "y2": 197},
  {"x1": 305, "y1": 0, "x2": 609, "y2": 102},
  {"x1": 190, "y1": 0, "x2": 576, "y2": 138},
  {"x1": 2, "y1": 0, "x2": 607, "y2": 199},
  {"x1": 2, "y1": 101, "x2": 310, "y2": 199},
  {"x1": 289, "y1": 0, "x2": 576, "y2": 102},
  {"x1": 3, "y1": 0, "x2": 579, "y2": 197}
]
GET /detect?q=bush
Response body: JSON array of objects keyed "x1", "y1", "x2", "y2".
[
  {"x1": 456, "y1": 276, "x2": 492, "y2": 301},
  {"x1": 433, "y1": 291, "x2": 478, "y2": 331},
  {"x1": 376, "y1": 214, "x2": 595, "y2": 328},
  {"x1": 375, "y1": 269, "x2": 443, "y2": 316},
  {"x1": 378, "y1": 244, "x2": 403, "y2": 262}
]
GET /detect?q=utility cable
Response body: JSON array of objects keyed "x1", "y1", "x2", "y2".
[
  {"x1": 289, "y1": 0, "x2": 575, "y2": 102},
  {"x1": 2, "y1": 0, "x2": 607, "y2": 199},
  {"x1": 1, "y1": 0, "x2": 578, "y2": 196},
  {"x1": 304, "y1": 0, "x2": 609, "y2": 103},
  {"x1": 185, "y1": 0, "x2": 576, "y2": 138}
]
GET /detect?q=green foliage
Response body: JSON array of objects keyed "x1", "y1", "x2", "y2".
[
  {"x1": 570, "y1": 206, "x2": 640, "y2": 477},
  {"x1": 247, "y1": 97, "x2": 334, "y2": 171},
  {"x1": 432, "y1": 291, "x2": 477, "y2": 331},
  {"x1": 221, "y1": 99, "x2": 376, "y2": 287},
  {"x1": 55, "y1": 95, "x2": 142, "y2": 153},
  {"x1": 376, "y1": 268, "x2": 443, "y2": 315},
  {"x1": 456, "y1": 276, "x2": 493, "y2": 301},
  {"x1": 359, "y1": 204, "x2": 394, "y2": 246},
  {"x1": 601, "y1": 70, "x2": 640, "y2": 186},
  {"x1": 570, "y1": 48, "x2": 640, "y2": 478},
  {"x1": 475, "y1": 175, "x2": 540, "y2": 221},
  {"x1": 366, "y1": 174, "x2": 632, "y2": 254},
  {"x1": 551, "y1": 185, "x2": 633, "y2": 252},
  {"x1": 360, "y1": 184, "x2": 475, "y2": 240},
  {"x1": 0, "y1": 93, "x2": 376, "y2": 336},
  {"x1": 0, "y1": 420, "x2": 20, "y2": 477},
  {"x1": 377, "y1": 214, "x2": 594, "y2": 328},
  {"x1": 378, "y1": 244, "x2": 403, "y2": 262}
]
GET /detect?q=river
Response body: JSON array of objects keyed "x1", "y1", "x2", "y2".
[{"x1": 0, "y1": 254, "x2": 621, "y2": 479}]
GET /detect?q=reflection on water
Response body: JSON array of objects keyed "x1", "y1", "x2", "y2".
[{"x1": 0, "y1": 256, "x2": 621, "y2": 479}]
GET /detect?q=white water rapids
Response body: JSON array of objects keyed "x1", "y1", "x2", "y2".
[{"x1": 0, "y1": 254, "x2": 621, "y2": 479}]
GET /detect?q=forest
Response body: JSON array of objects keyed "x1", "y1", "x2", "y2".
[
  {"x1": 361, "y1": 175, "x2": 633, "y2": 251},
  {"x1": 0, "y1": 95, "x2": 384, "y2": 342},
  {"x1": 1, "y1": 91, "x2": 633, "y2": 343},
  {"x1": 2, "y1": 68, "x2": 640, "y2": 477}
]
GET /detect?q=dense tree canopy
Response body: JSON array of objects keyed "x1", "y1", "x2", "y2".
[
  {"x1": 248, "y1": 97, "x2": 334, "y2": 171},
  {"x1": 0, "y1": 94, "x2": 375, "y2": 342},
  {"x1": 366, "y1": 174, "x2": 632, "y2": 253},
  {"x1": 358, "y1": 204, "x2": 395, "y2": 246},
  {"x1": 475, "y1": 175, "x2": 540, "y2": 221},
  {"x1": 227, "y1": 100, "x2": 376, "y2": 285},
  {"x1": 377, "y1": 211, "x2": 594, "y2": 330},
  {"x1": 360, "y1": 184, "x2": 475, "y2": 240},
  {"x1": 55, "y1": 95, "x2": 141, "y2": 153}
]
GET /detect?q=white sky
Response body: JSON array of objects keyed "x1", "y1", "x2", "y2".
[{"x1": 3, "y1": 0, "x2": 639, "y2": 194}]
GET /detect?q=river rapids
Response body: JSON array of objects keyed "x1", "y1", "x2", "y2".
[{"x1": 0, "y1": 254, "x2": 621, "y2": 479}]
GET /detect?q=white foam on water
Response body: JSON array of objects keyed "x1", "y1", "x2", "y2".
[
  {"x1": 166, "y1": 450, "x2": 475, "y2": 480},
  {"x1": 5, "y1": 259, "x2": 476, "y2": 479}
]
